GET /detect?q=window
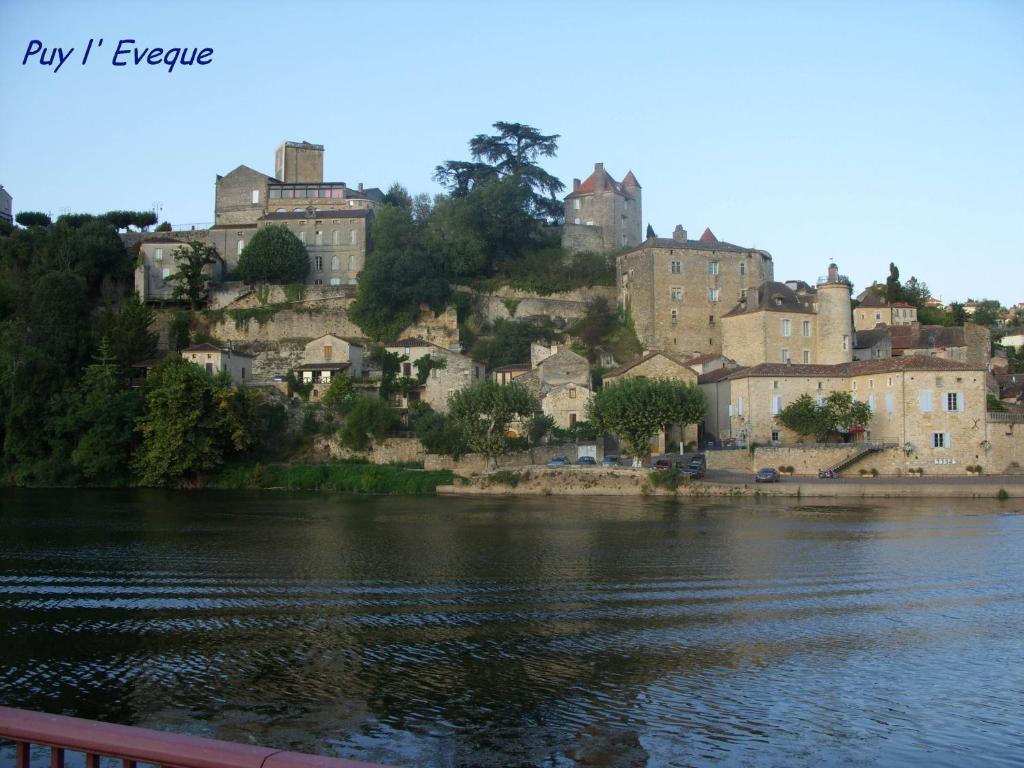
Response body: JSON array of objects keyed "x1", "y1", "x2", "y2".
[
  {"x1": 323, "y1": 345, "x2": 332, "y2": 360},
  {"x1": 867, "y1": 394, "x2": 876, "y2": 411},
  {"x1": 932, "y1": 432, "x2": 949, "y2": 448},
  {"x1": 869, "y1": 379, "x2": 874, "y2": 389},
  {"x1": 709, "y1": 315, "x2": 715, "y2": 326},
  {"x1": 671, "y1": 260, "x2": 681, "y2": 274},
  {"x1": 875, "y1": 312, "x2": 881, "y2": 321},
  {"x1": 886, "y1": 392, "x2": 895, "y2": 413},
  {"x1": 771, "y1": 430, "x2": 781, "y2": 443},
  {"x1": 802, "y1": 350, "x2": 811, "y2": 364},
  {"x1": 402, "y1": 363, "x2": 412, "y2": 377},
  {"x1": 330, "y1": 278, "x2": 341, "y2": 286},
  {"x1": 333, "y1": 230, "x2": 340, "y2": 245},
  {"x1": 945, "y1": 392, "x2": 962, "y2": 412},
  {"x1": 621, "y1": 233, "x2": 627, "y2": 246},
  {"x1": 771, "y1": 395, "x2": 782, "y2": 415},
  {"x1": 350, "y1": 230, "x2": 357, "y2": 245},
  {"x1": 670, "y1": 286, "x2": 683, "y2": 301},
  {"x1": 251, "y1": 190, "x2": 260, "y2": 205},
  {"x1": 887, "y1": 377, "x2": 893, "y2": 387},
  {"x1": 569, "y1": 413, "x2": 577, "y2": 427},
  {"x1": 852, "y1": 381, "x2": 858, "y2": 391},
  {"x1": 842, "y1": 334, "x2": 849, "y2": 351},
  {"x1": 161, "y1": 267, "x2": 170, "y2": 280},
  {"x1": 740, "y1": 262, "x2": 746, "y2": 276},
  {"x1": 313, "y1": 279, "x2": 323, "y2": 285},
  {"x1": 574, "y1": 199, "x2": 581, "y2": 210},
  {"x1": 206, "y1": 363, "x2": 213, "y2": 374},
  {"x1": 154, "y1": 248, "x2": 163, "y2": 261},
  {"x1": 708, "y1": 261, "x2": 719, "y2": 275},
  {"x1": 802, "y1": 320, "x2": 811, "y2": 337},
  {"x1": 670, "y1": 309, "x2": 678, "y2": 325},
  {"x1": 574, "y1": 218, "x2": 581, "y2": 225},
  {"x1": 569, "y1": 388, "x2": 577, "y2": 399},
  {"x1": 782, "y1": 319, "x2": 791, "y2": 337},
  {"x1": 920, "y1": 391, "x2": 933, "y2": 412},
  {"x1": 781, "y1": 348, "x2": 790, "y2": 363},
  {"x1": 773, "y1": 380, "x2": 779, "y2": 389},
  {"x1": 708, "y1": 288, "x2": 720, "y2": 302},
  {"x1": 728, "y1": 403, "x2": 735, "y2": 416},
  {"x1": 315, "y1": 230, "x2": 323, "y2": 246},
  {"x1": 237, "y1": 239, "x2": 244, "y2": 255},
  {"x1": 737, "y1": 397, "x2": 744, "y2": 415},
  {"x1": 314, "y1": 255, "x2": 323, "y2": 271},
  {"x1": 331, "y1": 255, "x2": 340, "y2": 271},
  {"x1": 298, "y1": 231, "x2": 306, "y2": 244}
]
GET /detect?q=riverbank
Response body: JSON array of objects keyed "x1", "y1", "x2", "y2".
[
  {"x1": 210, "y1": 461, "x2": 454, "y2": 494},
  {"x1": 438, "y1": 468, "x2": 1024, "y2": 499}
]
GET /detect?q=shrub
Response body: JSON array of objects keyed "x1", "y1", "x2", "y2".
[
  {"x1": 997, "y1": 488, "x2": 1010, "y2": 501},
  {"x1": 648, "y1": 468, "x2": 685, "y2": 492},
  {"x1": 491, "y1": 470, "x2": 526, "y2": 487}
]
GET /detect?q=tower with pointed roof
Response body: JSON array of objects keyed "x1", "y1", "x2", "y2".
[{"x1": 562, "y1": 163, "x2": 642, "y2": 254}]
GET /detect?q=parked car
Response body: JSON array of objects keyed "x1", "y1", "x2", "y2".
[
  {"x1": 576, "y1": 456, "x2": 597, "y2": 466},
  {"x1": 688, "y1": 455, "x2": 706, "y2": 471},
  {"x1": 602, "y1": 455, "x2": 620, "y2": 467},
  {"x1": 652, "y1": 458, "x2": 672, "y2": 471},
  {"x1": 755, "y1": 467, "x2": 780, "y2": 483},
  {"x1": 546, "y1": 455, "x2": 570, "y2": 468},
  {"x1": 683, "y1": 467, "x2": 705, "y2": 480}
]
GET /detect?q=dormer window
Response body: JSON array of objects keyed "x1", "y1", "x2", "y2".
[{"x1": 775, "y1": 297, "x2": 783, "y2": 306}]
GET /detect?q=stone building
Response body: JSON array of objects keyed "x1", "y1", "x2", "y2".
[
  {"x1": 275, "y1": 140, "x2": 323, "y2": 184},
  {"x1": 718, "y1": 356, "x2": 990, "y2": 474},
  {"x1": 0, "y1": 184, "x2": 11, "y2": 225},
  {"x1": 618, "y1": 225, "x2": 774, "y2": 358},
  {"x1": 719, "y1": 264, "x2": 853, "y2": 367},
  {"x1": 854, "y1": 293, "x2": 917, "y2": 331},
  {"x1": 293, "y1": 334, "x2": 366, "y2": 400},
  {"x1": 134, "y1": 235, "x2": 225, "y2": 302},
  {"x1": 562, "y1": 163, "x2": 642, "y2": 254},
  {"x1": 384, "y1": 338, "x2": 486, "y2": 414},
  {"x1": 541, "y1": 382, "x2": 594, "y2": 429},
  {"x1": 182, "y1": 343, "x2": 252, "y2": 384}
]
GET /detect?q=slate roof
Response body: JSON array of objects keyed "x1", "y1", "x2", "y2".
[
  {"x1": 640, "y1": 237, "x2": 759, "y2": 254},
  {"x1": 723, "y1": 281, "x2": 814, "y2": 317},
  {"x1": 698, "y1": 366, "x2": 746, "y2": 385},
  {"x1": 388, "y1": 337, "x2": 435, "y2": 348},
  {"x1": 857, "y1": 292, "x2": 887, "y2": 308},
  {"x1": 182, "y1": 343, "x2": 224, "y2": 353},
  {"x1": 853, "y1": 327, "x2": 891, "y2": 350},
  {"x1": 209, "y1": 223, "x2": 258, "y2": 230},
  {"x1": 890, "y1": 324, "x2": 966, "y2": 350},
  {"x1": 603, "y1": 351, "x2": 695, "y2": 379}
]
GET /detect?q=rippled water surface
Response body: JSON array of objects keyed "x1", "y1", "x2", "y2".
[{"x1": 2, "y1": 490, "x2": 1023, "y2": 767}]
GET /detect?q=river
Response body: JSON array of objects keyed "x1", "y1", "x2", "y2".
[{"x1": 1, "y1": 490, "x2": 1022, "y2": 767}]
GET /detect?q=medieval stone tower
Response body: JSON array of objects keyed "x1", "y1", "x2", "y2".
[
  {"x1": 815, "y1": 262, "x2": 854, "y2": 364},
  {"x1": 275, "y1": 140, "x2": 324, "y2": 183},
  {"x1": 562, "y1": 163, "x2": 642, "y2": 254}
]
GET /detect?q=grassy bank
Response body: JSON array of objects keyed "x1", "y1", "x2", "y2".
[{"x1": 211, "y1": 460, "x2": 454, "y2": 494}]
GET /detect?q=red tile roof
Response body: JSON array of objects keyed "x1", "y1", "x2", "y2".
[
  {"x1": 699, "y1": 227, "x2": 719, "y2": 243},
  {"x1": 566, "y1": 164, "x2": 638, "y2": 199},
  {"x1": 621, "y1": 170, "x2": 641, "y2": 188}
]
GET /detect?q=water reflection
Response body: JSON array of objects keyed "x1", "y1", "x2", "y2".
[{"x1": 1, "y1": 490, "x2": 1022, "y2": 767}]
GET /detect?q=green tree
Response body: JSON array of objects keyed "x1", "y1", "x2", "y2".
[
  {"x1": 776, "y1": 391, "x2": 873, "y2": 443},
  {"x1": 133, "y1": 358, "x2": 255, "y2": 485},
  {"x1": 381, "y1": 182, "x2": 413, "y2": 210},
  {"x1": 436, "y1": 121, "x2": 565, "y2": 221},
  {"x1": 156, "y1": 221, "x2": 172, "y2": 232},
  {"x1": 949, "y1": 302, "x2": 967, "y2": 325},
  {"x1": 15, "y1": 212, "x2": 51, "y2": 228},
  {"x1": 339, "y1": 396, "x2": 397, "y2": 451},
  {"x1": 63, "y1": 339, "x2": 143, "y2": 483},
  {"x1": 349, "y1": 206, "x2": 450, "y2": 340},
  {"x1": 587, "y1": 378, "x2": 706, "y2": 466},
  {"x1": 972, "y1": 299, "x2": 1003, "y2": 327},
  {"x1": 168, "y1": 240, "x2": 218, "y2": 308},
  {"x1": 94, "y1": 296, "x2": 158, "y2": 374},
  {"x1": 470, "y1": 318, "x2": 558, "y2": 370},
  {"x1": 448, "y1": 380, "x2": 540, "y2": 468},
  {"x1": 884, "y1": 262, "x2": 902, "y2": 303},
  {"x1": 321, "y1": 373, "x2": 356, "y2": 414},
  {"x1": 237, "y1": 225, "x2": 310, "y2": 284},
  {"x1": 409, "y1": 402, "x2": 469, "y2": 458}
]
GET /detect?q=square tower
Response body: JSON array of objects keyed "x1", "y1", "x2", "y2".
[
  {"x1": 562, "y1": 163, "x2": 642, "y2": 254},
  {"x1": 275, "y1": 141, "x2": 324, "y2": 183}
]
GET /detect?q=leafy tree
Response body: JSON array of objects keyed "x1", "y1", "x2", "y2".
[
  {"x1": 156, "y1": 221, "x2": 172, "y2": 232},
  {"x1": 102, "y1": 210, "x2": 158, "y2": 232},
  {"x1": 28, "y1": 271, "x2": 92, "y2": 373},
  {"x1": 133, "y1": 358, "x2": 255, "y2": 485},
  {"x1": 470, "y1": 318, "x2": 558, "y2": 370},
  {"x1": 237, "y1": 225, "x2": 309, "y2": 284},
  {"x1": 15, "y1": 212, "x2": 51, "y2": 228},
  {"x1": 321, "y1": 373, "x2": 356, "y2": 414},
  {"x1": 409, "y1": 403, "x2": 469, "y2": 458},
  {"x1": 339, "y1": 396, "x2": 397, "y2": 451},
  {"x1": 381, "y1": 183, "x2": 413, "y2": 210},
  {"x1": 574, "y1": 296, "x2": 615, "y2": 351},
  {"x1": 94, "y1": 296, "x2": 158, "y2": 374},
  {"x1": 349, "y1": 206, "x2": 450, "y2": 340},
  {"x1": 448, "y1": 380, "x2": 540, "y2": 468},
  {"x1": 587, "y1": 378, "x2": 706, "y2": 466},
  {"x1": 972, "y1": 299, "x2": 1003, "y2": 327},
  {"x1": 61, "y1": 339, "x2": 143, "y2": 483},
  {"x1": 884, "y1": 262, "x2": 901, "y2": 303},
  {"x1": 776, "y1": 391, "x2": 873, "y2": 443},
  {"x1": 168, "y1": 240, "x2": 218, "y2": 308},
  {"x1": 435, "y1": 121, "x2": 565, "y2": 220},
  {"x1": 949, "y1": 302, "x2": 967, "y2": 325}
]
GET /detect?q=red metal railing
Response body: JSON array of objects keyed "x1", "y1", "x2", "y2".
[{"x1": 0, "y1": 706, "x2": 391, "y2": 768}]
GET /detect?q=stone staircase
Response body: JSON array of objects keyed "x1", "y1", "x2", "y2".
[{"x1": 826, "y1": 443, "x2": 888, "y2": 475}]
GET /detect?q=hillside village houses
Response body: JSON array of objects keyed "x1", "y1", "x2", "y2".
[
  {"x1": 125, "y1": 144, "x2": 1021, "y2": 473},
  {"x1": 181, "y1": 343, "x2": 253, "y2": 385}
]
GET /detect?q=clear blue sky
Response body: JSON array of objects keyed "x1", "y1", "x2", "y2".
[{"x1": 1, "y1": 0, "x2": 1021, "y2": 304}]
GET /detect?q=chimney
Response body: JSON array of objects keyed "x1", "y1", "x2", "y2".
[
  {"x1": 358, "y1": 182, "x2": 364, "y2": 192},
  {"x1": 594, "y1": 162, "x2": 604, "y2": 173},
  {"x1": 827, "y1": 263, "x2": 839, "y2": 283},
  {"x1": 573, "y1": 178, "x2": 581, "y2": 191},
  {"x1": 672, "y1": 225, "x2": 687, "y2": 242}
]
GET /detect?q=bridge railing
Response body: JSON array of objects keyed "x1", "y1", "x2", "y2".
[{"x1": 0, "y1": 706, "x2": 389, "y2": 768}]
